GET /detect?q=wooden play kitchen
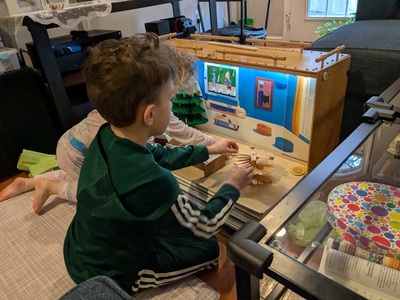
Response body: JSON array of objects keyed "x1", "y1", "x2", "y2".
[
  {"x1": 162, "y1": 34, "x2": 352, "y2": 228},
  {"x1": 166, "y1": 34, "x2": 351, "y2": 173}
]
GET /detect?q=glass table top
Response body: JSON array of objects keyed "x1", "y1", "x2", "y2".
[{"x1": 265, "y1": 119, "x2": 400, "y2": 299}]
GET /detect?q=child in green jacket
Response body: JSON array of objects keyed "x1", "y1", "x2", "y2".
[{"x1": 63, "y1": 33, "x2": 254, "y2": 295}]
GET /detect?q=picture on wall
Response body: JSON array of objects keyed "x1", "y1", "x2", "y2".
[{"x1": 255, "y1": 77, "x2": 273, "y2": 111}]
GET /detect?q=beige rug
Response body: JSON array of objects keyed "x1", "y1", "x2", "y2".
[{"x1": 0, "y1": 192, "x2": 219, "y2": 300}]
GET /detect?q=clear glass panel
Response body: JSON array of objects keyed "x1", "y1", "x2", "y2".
[
  {"x1": 308, "y1": 0, "x2": 328, "y2": 17},
  {"x1": 267, "y1": 121, "x2": 400, "y2": 268}
]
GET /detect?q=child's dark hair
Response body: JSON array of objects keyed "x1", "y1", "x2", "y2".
[{"x1": 82, "y1": 33, "x2": 178, "y2": 127}]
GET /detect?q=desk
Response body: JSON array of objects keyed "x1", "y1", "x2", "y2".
[{"x1": 0, "y1": 0, "x2": 181, "y2": 131}]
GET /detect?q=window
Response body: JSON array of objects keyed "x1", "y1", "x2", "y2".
[{"x1": 308, "y1": 0, "x2": 358, "y2": 18}]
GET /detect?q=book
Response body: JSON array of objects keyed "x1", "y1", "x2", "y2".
[
  {"x1": 319, "y1": 245, "x2": 400, "y2": 300},
  {"x1": 326, "y1": 238, "x2": 400, "y2": 271}
]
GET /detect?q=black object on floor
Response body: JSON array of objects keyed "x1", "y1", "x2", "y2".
[{"x1": 0, "y1": 67, "x2": 60, "y2": 180}]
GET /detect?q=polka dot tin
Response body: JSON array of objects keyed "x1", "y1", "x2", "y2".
[{"x1": 327, "y1": 181, "x2": 400, "y2": 258}]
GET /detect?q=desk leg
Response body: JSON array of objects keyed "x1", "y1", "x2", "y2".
[
  {"x1": 209, "y1": 0, "x2": 218, "y2": 35},
  {"x1": 171, "y1": 1, "x2": 181, "y2": 17},
  {"x1": 24, "y1": 18, "x2": 75, "y2": 131}
]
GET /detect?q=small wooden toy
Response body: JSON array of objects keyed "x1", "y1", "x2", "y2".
[
  {"x1": 233, "y1": 145, "x2": 274, "y2": 185},
  {"x1": 195, "y1": 154, "x2": 226, "y2": 177}
]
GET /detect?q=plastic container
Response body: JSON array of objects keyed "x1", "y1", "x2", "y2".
[
  {"x1": 327, "y1": 181, "x2": 400, "y2": 258},
  {"x1": 0, "y1": 47, "x2": 21, "y2": 74}
]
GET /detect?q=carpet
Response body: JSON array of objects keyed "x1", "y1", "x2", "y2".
[{"x1": 0, "y1": 192, "x2": 219, "y2": 300}]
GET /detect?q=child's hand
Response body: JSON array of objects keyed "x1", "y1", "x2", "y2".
[
  {"x1": 224, "y1": 163, "x2": 254, "y2": 191},
  {"x1": 207, "y1": 138, "x2": 239, "y2": 155}
]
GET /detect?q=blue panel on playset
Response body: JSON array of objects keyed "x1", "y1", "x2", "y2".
[
  {"x1": 196, "y1": 60, "x2": 315, "y2": 163},
  {"x1": 198, "y1": 61, "x2": 303, "y2": 128}
]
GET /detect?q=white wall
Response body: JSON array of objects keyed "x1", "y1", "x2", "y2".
[{"x1": 89, "y1": 3, "x2": 177, "y2": 37}]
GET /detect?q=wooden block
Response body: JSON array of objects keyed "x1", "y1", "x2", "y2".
[
  {"x1": 194, "y1": 154, "x2": 226, "y2": 177},
  {"x1": 167, "y1": 139, "x2": 225, "y2": 177}
]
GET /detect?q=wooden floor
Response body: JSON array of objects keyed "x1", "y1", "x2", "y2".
[
  {"x1": 197, "y1": 233, "x2": 237, "y2": 300},
  {"x1": 0, "y1": 172, "x2": 237, "y2": 300}
]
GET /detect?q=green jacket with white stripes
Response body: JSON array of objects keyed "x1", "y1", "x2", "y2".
[{"x1": 63, "y1": 123, "x2": 240, "y2": 294}]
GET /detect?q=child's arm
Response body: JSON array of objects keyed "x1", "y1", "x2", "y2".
[
  {"x1": 165, "y1": 112, "x2": 214, "y2": 146},
  {"x1": 149, "y1": 138, "x2": 238, "y2": 170},
  {"x1": 206, "y1": 138, "x2": 238, "y2": 155},
  {"x1": 171, "y1": 163, "x2": 253, "y2": 238},
  {"x1": 149, "y1": 143, "x2": 209, "y2": 170}
]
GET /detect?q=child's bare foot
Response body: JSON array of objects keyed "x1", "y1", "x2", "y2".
[
  {"x1": 32, "y1": 178, "x2": 59, "y2": 214},
  {"x1": 0, "y1": 177, "x2": 35, "y2": 201}
]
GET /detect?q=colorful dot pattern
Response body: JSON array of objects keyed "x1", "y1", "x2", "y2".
[{"x1": 327, "y1": 181, "x2": 400, "y2": 258}]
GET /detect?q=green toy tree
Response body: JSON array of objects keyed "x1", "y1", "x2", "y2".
[{"x1": 171, "y1": 77, "x2": 208, "y2": 126}]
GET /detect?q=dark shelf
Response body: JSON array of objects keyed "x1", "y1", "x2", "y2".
[
  {"x1": 14, "y1": 0, "x2": 182, "y2": 131},
  {"x1": 111, "y1": 0, "x2": 181, "y2": 13}
]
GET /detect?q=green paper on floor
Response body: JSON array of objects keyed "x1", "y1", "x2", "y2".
[{"x1": 17, "y1": 149, "x2": 59, "y2": 177}]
